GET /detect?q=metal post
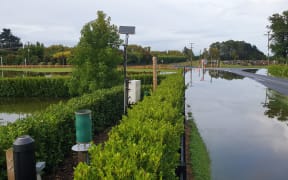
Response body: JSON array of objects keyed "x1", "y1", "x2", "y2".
[
  {"x1": 267, "y1": 31, "x2": 270, "y2": 66},
  {"x1": 123, "y1": 34, "x2": 129, "y2": 115},
  {"x1": 119, "y1": 26, "x2": 135, "y2": 114},
  {"x1": 27, "y1": 42, "x2": 30, "y2": 66},
  {"x1": 152, "y1": 56, "x2": 157, "y2": 91},
  {"x1": 265, "y1": 30, "x2": 271, "y2": 66},
  {"x1": 13, "y1": 135, "x2": 36, "y2": 180},
  {"x1": 190, "y1": 43, "x2": 193, "y2": 67}
]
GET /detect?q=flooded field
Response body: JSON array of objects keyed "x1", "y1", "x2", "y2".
[
  {"x1": 185, "y1": 68, "x2": 288, "y2": 180},
  {"x1": 0, "y1": 97, "x2": 67, "y2": 125},
  {"x1": 0, "y1": 70, "x2": 70, "y2": 78}
]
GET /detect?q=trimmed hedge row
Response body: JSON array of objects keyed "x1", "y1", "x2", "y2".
[
  {"x1": 74, "y1": 73, "x2": 185, "y2": 179},
  {"x1": 129, "y1": 73, "x2": 166, "y2": 85},
  {"x1": 268, "y1": 65, "x2": 288, "y2": 78},
  {"x1": 0, "y1": 86, "x2": 123, "y2": 179},
  {"x1": 158, "y1": 55, "x2": 187, "y2": 64},
  {"x1": 0, "y1": 73, "x2": 163, "y2": 97},
  {"x1": 0, "y1": 77, "x2": 70, "y2": 97}
]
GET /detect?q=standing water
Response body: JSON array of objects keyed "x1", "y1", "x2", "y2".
[
  {"x1": 186, "y1": 68, "x2": 288, "y2": 180},
  {"x1": 0, "y1": 97, "x2": 67, "y2": 125}
]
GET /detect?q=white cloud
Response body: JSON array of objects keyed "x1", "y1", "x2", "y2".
[{"x1": 0, "y1": 0, "x2": 286, "y2": 52}]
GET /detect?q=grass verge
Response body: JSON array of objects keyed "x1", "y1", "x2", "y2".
[{"x1": 188, "y1": 116, "x2": 211, "y2": 180}]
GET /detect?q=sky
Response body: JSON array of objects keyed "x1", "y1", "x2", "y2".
[{"x1": 1, "y1": 0, "x2": 287, "y2": 55}]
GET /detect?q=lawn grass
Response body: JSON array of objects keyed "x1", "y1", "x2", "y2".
[{"x1": 188, "y1": 116, "x2": 211, "y2": 180}]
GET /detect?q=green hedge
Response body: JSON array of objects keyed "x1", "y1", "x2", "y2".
[
  {"x1": 129, "y1": 73, "x2": 166, "y2": 85},
  {"x1": 268, "y1": 65, "x2": 288, "y2": 78},
  {"x1": 0, "y1": 77, "x2": 69, "y2": 97},
  {"x1": 0, "y1": 86, "x2": 123, "y2": 179},
  {"x1": 74, "y1": 73, "x2": 185, "y2": 179},
  {"x1": 158, "y1": 55, "x2": 187, "y2": 64}
]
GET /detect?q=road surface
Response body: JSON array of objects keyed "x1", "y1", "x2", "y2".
[{"x1": 213, "y1": 68, "x2": 288, "y2": 96}]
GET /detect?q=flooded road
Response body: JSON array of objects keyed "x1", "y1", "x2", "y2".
[{"x1": 185, "y1": 68, "x2": 288, "y2": 180}]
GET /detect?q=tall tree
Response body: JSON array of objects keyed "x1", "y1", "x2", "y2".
[
  {"x1": 18, "y1": 42, "x2": 45, "y2": 65},
  {"x1": 210, "y1": 40, "x2": 265, "y2": 60},
  {"x1": 0, "y1": 28, "x2": 22, "y2": 49},
  {"x1": 209, "y1": 47, "x2": 220, "y2": 60},
  {"x1": 268, "y1": 10, "x2": 288, "y2": 60},
  {"x1": 183, "y1": 46, "x2": 194, "y2": 60},
  {"x1": 68, "y1": 11, "x2": 122, "y2": 95}
]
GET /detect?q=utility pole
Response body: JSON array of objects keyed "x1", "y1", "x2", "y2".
[
  {"x1": 27, "y1": 42, "x2": 30, "y2": 65},
  {"x1": 190, "y1": 43, "x2": 194, "y2": 67},
  {"x1": 264, "y1": 30, "x2": 271, "y2": 65}
]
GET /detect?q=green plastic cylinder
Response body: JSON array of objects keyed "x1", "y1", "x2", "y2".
[{"x1": 75, "y1": 109, "x2": 92, "y2": 143}]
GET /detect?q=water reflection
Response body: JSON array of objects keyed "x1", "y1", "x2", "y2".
[
  {"x1": 0, "y1": 97, "x2": 67, "y2": 124},
  {"x1": 264, "y1": 89, "x2": 288, "y2": 121},
  {"x1": 0, "y1": 70, "x2": 70, "y2": 78},
  {"x1": 209, "y1": 70, "x2": 244, "y2": 80},
  {"x1": 186, "y1": 68, "x2": 288, "y2": 180}
]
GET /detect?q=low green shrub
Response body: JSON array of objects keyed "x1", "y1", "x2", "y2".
[
  {"x1": 0, "y1": 77, "x2": 69, "y2": 97},
  {"x1": 268, "y1": 65, "x2": 288, "y2": 78},
  {"x1": 0, "y1": 86, "x2": 123, "y2": 178},
  {"x1": 129, "y1": 73, "x2": 166, "y2": 85},
  {"x1": 74, "y1": 72, "x2": 185, "y2": 179}
]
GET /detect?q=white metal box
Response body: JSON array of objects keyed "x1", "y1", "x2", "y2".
[{"x1": 128, "y1": 80, "x2": 141, "y2": 104}]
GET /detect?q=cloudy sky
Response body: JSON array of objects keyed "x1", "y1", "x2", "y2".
[{"x1": 1, "y1": 0, "x2": 287, "y2": 54}]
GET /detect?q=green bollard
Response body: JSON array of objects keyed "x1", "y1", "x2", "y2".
[{"x1": 75, "y1": 109, "x2": 92, "y2": 144}]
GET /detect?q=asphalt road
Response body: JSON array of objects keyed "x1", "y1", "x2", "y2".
[{"x1": 213, "y1": 68, "x2": 288, "y2": 96}]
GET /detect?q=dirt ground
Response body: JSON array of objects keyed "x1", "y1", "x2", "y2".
[
  {"x1": 42, "y1": 122, "x2": 193, "y2": 180},
  {"x1": 42, "y1": 129, "x2": 110, "y2": 180}
]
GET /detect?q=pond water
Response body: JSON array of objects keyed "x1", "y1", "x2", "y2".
[
  {"x1": 0, "y1": 70, "x2": 70, "y2": 78},
  {"x1": 0, "y1": 97, "x2": 67, "y2": 125},
  {"x1": 185, "y1": 68, "x2": 288, "y2": 180}
]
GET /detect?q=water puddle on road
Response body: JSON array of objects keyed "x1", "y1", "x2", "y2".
[{"x1": 185, "y1": 68, "x2": 288, "y2": 180}]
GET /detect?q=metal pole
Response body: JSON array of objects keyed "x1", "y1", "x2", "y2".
[
  {"x1": 152, "y1": 56, "x2": 157, "y2": 91},
  {"x1": 190, "y1": 43, "x2": 193, "y2": 67},
  {"x1": 267, "y1": 31, "x2": 270, "y2": 66},
  {"x1": 1, "y1": 56, "x2": 3, "y2": 77},
  {"x1": 123, "y1": 34, "x2": 129, "y2": 115},
  {"x1": 265, "y1": 31, "x2": 270, "y2": 66},
  {"x1": 27, "y1": 42, "x2": 30, "y2": 66}
]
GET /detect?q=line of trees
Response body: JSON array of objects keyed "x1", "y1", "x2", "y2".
[
  {"x1": 0, "y1": 29, "x2": 73, "y2": 65},
  {"x1": 126, "y1": 45, "x2": 188, "y2": 65},
  {"x1": 268, "y1": 10, "x2": 288, "y2": 64},
  {"x1": 0, "y1": 28, "x2": 189, "y2": 66},
  {"x1": 207, "y1": 40, "x2": 266, "y2": 61}
]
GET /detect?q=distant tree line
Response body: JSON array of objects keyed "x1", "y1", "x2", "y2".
[
  {"x1": 207, "y1": 40, "x2": 266, "y2": 60},
  {"x1": 0, "y1": 28, "x2": 189, "y2": 65},
  {"x1": 126, "y1": 45, "x2": 188, "y2": 65},
  {"x1": 0, "y1": 29, "x2": 72, "y2": 65}
]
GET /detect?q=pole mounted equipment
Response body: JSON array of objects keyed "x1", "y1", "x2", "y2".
[{"x1": 119, "y1": 26, "x2": 136, "y2": 115}]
